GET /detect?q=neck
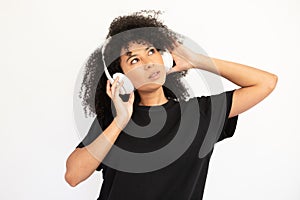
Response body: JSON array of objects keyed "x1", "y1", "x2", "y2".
[{"x1": 137, "y1": 87, "x2": 168, "y2": 106}]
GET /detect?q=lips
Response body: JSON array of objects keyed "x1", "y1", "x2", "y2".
[{"x1": 148, "y1": 71, "x2": 160, "y2": 79}]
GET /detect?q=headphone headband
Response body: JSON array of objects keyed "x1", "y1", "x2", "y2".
[{"x1": 102, "y1": 37, "x2": 114, "y2": 84}]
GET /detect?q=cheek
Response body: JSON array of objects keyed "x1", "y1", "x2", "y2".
[{"x1": 125, "y1": 67, "x2": 147, "y2": 88}]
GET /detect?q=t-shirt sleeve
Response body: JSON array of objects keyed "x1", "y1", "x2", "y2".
[
  {"x1": 197, "y1": 89, "x2": 239, "y2": 144},
  {"x1": 216, "y1": 89, "x2": 239, "y2": 142},
  {"x1": 76, "y1": 117, "x2": 105, "y2": 171}
]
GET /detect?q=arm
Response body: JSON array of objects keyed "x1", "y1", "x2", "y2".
[
  {"x1": 65, "y1": 118, "x2": 122, "y2": 187},
  {"x1": 170, "y1": 45, "x2": 278, "y2": 118},
  {"x1": 65, "y1": 77, "x2": 135, "y2": 187},
  {"x1": 199, "y1": 56, "x2": 278, "y2": 118}
]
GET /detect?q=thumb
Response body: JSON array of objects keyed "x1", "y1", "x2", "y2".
[
  {"x1": 166, "y1": 66, "x2": 178, "y2": 75},
  {"x1": 128, "y1": 91, "x2": 135, "y2": 104}
]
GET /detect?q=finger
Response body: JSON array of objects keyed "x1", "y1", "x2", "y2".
[
  {"x1": 172, "y1": 52, "x2": 185, "y2": 60},
  {"x1": 166, "y1": 67, "x2": 178, "y2": 74},
  {"x1": 106, "y1": 80, "x2": 112, "y2": 98},
  {"x1": 128, "y1": 91, "x2": 135, "y2": 104},
  {"x1": 171, "y1": 39, "x2": 181, "y2": 47},
  {"x1": 115, "y1": 80, "x2": 124, "y2": 97},
  {"x1": 111, "y1": 76, "x2": 119, "y2": 98},
  {"x1": 174, "y1": 40, "x2": 182, "y2": 47}
]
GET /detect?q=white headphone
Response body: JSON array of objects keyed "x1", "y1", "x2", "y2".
[{"x1": 102, "y1": 37, "x2": 174, "y2": 95}]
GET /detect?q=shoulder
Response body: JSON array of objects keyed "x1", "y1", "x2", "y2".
[{"x1": 185, "y1": 90, "x2": 235, "y2": 116}]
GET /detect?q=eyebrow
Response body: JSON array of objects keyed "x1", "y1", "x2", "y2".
[{"x1": 125, "y1": 46, "x2": 152, "y2": 62}]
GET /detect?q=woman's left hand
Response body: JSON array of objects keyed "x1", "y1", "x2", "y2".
[{"x1": 167, "y1": 42, "x2": 198, "y2": 74}]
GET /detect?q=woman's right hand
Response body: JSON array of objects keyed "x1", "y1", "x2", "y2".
[{"x1": 106, "y1": 76, "x2": 135, "y2": 130}]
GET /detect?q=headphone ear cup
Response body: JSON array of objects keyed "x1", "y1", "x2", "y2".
[
  {"x1": 112, "y1": 73, "x2": 134, "y2": 95},
  {"x1": 160, "y1": 50, "x2": 174, "y2": 72}
]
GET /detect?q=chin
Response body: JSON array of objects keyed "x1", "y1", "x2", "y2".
[{"x1": 136, "y1": 82, "x2": 164, "y2": 92}]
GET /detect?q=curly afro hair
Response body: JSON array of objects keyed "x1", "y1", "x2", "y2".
[{"x1": 78, "y1": 10, "x2": 190, "y2": 129}]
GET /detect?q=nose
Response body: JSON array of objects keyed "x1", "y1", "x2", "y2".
[
  {"x1": 143, "y1": 57, "x2": 153, "y2": 70},
  {"x1": 144, "y1": 64, "x2": 154, "y2": 70}
]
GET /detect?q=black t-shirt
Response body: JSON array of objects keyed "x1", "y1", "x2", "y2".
[{"x1": 76, "y1": 90, "x2": 239, "y2": 200}]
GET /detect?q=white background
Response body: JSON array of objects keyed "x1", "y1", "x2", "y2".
[{"x1": 1, "y1": 0, "x2": 299, "y2": 199}]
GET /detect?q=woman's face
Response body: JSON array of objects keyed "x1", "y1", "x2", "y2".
[{"x1": 119, "y1": 41, "x2": 166, "y2": 92}]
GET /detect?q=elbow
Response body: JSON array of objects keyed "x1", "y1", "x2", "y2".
[
  {"x1": 267, "y1": 73, "x2": 278, "y2": 91},
  {"x1": 65, "y1": 149, "x2": 83, "y2": 187},
  {"x1": 65, "y1": 171, "x2": 79, "y2": 187},
  {"x1": 260, "y1": 73, "x2": 278, "y2": 92}
]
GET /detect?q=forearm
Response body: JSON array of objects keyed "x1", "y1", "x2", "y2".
[
  {"x1": 194, "y1": 54, "x2": 277, "y2": 89},
  {"x1": 65, "y1": 118, "x2": 122, "y2": 187}
]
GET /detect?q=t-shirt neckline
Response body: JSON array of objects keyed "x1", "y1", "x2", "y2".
[{"x1": 134, "y1": 98, "x2": 176, "y2": 111}]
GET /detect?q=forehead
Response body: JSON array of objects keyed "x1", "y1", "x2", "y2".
[{"x1": 120, "y1": 41, "x2": 153, "y2": 56}]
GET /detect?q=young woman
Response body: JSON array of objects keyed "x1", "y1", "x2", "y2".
[{"x1": 65, "y1": 10, "x2": 277, "y2": 200}]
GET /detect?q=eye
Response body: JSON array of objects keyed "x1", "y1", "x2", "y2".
[
  {"x1": 148, "y1": 48, "x2": 156, "y2": 55},
  {"x1": 130, "y1": 58, "x2": 139, "y2": 65}
]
